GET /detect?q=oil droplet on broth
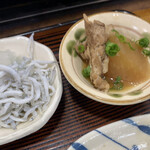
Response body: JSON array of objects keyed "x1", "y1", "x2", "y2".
[{"x1": 105, "y1": 33, "x2": 150, "y2": 91}]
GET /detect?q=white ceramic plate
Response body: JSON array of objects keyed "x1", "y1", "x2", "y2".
[
  {"x1": 68, "y1": 114, "x2": 150, "y2": 150},
  {"x1": 59, "y1": 12, "x2": 150, "y2": 105},
  {"x1": 0, "y1": 36, "x2": 63, "y2": 145}
]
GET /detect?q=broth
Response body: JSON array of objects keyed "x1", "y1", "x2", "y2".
[{"x1": 105, "y1": 32, "x2": 150, "y2": 91}]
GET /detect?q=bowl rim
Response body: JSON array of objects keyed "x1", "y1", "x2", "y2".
[{"x1": 59, "y1": 11, "x2": 150, "y2": 105}]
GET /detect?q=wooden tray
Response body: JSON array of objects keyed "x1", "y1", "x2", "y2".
[{"x1": 0, "y1": 10, "x2": 150, "y2": 150}]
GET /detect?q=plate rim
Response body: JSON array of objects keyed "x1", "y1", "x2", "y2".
[{"x1": 68, "y1": 113, "x2": 150, "y2": 150}]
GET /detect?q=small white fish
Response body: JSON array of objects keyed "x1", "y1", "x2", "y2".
[{"x1": 0, "y1": 33, "x2": 56, "y2": 129}]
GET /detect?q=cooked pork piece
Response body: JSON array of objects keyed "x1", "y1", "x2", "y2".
[{"x1": 78, "y1": 14, "x2": 110, "y2": 92}]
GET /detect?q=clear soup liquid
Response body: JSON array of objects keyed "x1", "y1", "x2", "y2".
[{"x1": 105, "y1": 32, "x2": 150, "y2": 91}]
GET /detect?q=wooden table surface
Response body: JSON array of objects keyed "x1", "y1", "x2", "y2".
[{"x1": 0, "y1": 2, "x2": 150, "y2": 150}]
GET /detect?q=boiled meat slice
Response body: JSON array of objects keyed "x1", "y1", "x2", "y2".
[{"x1": 83, "y1": 14, "x2": 109, "y2": 92}]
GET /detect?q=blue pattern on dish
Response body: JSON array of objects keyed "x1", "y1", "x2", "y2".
[
  {"x1": 123, "y1": 118, "x2": 150, "y2": 135},
  {"x1": 95, "y1": 129, "x2": 139, "y2": 150},
  {"x1": 71, "y1": 115, "x2": 150, "y2": 150},
  {"x1": 132, "y1": 145, "x2": 139, "y2": 150},
  {"x1": 72, "y1": 142, "x2": 88, "y2": 150}
]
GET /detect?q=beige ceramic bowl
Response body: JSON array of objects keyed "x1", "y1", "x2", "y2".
[
  {"x1": 0, "y1": 36, "x2": 63, "y2": 145},
  {"x1": 59, "y1": 12, "x2": 150, "y2": 105}
]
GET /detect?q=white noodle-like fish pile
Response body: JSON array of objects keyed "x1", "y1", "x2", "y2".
[{"x1": 0, "y1": 33, "x2": 56, "y2": 129}]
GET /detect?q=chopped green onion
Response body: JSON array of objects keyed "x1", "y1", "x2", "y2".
[
  {"x1": 114, "y1": 76, "x2": 121, "y2": 84},
  {"x1": 126, "y1": 42, "x2": 135, "y2": 50},
  {"x1": 112, "y1": 29, "x2": 126, "y2": 42},
  {"x1": 82, "y1": 65, "x2": 91, "y2": 78},
  {"x1": 111, "y1": 76, "x2": 124, "y2": 90},
  {"x1": 78, "y1": 44, "x2": 85, "y2": 53},
  {"x1": 112, "y1": 29, "x2": 135, "y2": 50},
  {"x1": 142, "y1": 49, "x2": 150, "y2": 56},
  {"x1": 139, "y1": 37, "x2": 149, "y2": 47},
  {"x1": 118, "y1": 35, "x2": 126, "y2": 43},
  {"x1": 105, "y1": 41, "x2": 120, "y2": 56}
]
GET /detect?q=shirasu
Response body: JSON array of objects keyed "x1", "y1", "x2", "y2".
[{"x1": 0, "y1": 33, "x2": 57, "y2": 129}]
